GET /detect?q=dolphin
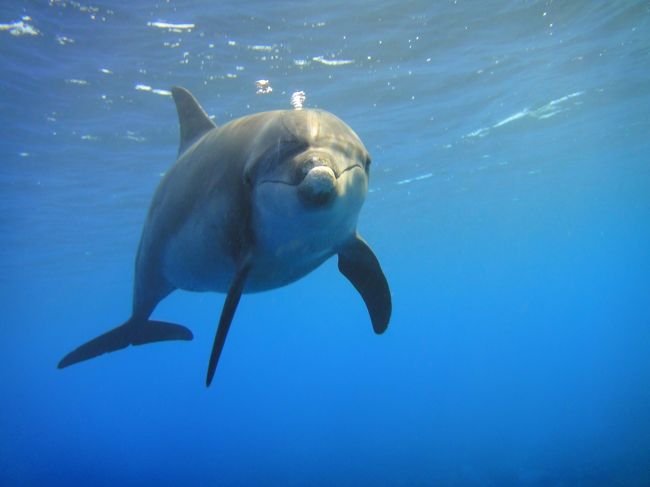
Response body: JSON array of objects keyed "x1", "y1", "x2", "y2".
[{"x1": 58, "y1": 87, "x2": 391, "y2": 386}]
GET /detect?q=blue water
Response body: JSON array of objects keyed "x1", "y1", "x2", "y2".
[{"x1": 2, "y1": 1, "x2": 650, "y2": 485}]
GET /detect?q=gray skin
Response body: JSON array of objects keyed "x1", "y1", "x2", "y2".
[{"x1": 59, "y1": 87, "x2": 391, "y2": 386}]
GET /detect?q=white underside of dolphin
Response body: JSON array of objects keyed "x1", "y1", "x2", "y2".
[{"x1": 59, "y1": 86, "x2": 392, "y2": 387}]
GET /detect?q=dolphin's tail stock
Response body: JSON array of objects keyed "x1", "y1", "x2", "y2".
[{"x1": 57, "y1": 318, "x2": 193, "y2": 369}]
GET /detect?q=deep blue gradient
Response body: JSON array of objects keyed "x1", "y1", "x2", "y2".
[{"x1": 1, "y1": 1, "x2": 649, "y2": 485}]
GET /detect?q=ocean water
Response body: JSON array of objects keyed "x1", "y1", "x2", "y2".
[{"x1": 1, "y1": 0, "x2": 650, "y2": 485}]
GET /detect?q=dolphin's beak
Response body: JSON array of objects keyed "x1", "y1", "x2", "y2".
[{"x1": 297, "y1": 165, "x2": 337, "y2": 206}]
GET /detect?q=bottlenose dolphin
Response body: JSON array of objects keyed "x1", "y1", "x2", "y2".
[{"x1": 59, "y1": 87, "x2": 391, "y2": 386}]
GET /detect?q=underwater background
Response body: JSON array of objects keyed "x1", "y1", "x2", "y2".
[{"x1": 1, "y1": 1, "x2": 649, "y2": 485}]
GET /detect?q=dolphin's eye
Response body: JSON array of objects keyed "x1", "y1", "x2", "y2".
[
  {"x1": 365, "y1": 156, "x2": 372, "y2": 168},
  {"x1": 243, "y1": 168, "x2": 253, "y2": 187}
]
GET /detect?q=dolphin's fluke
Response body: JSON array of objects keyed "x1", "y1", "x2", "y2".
[
  {"x1": 57, "y1": 319, "x2": 193, "y2": 369},
  {"x1": 338, "y1": 235, "x2": 392, "y2": 334}
]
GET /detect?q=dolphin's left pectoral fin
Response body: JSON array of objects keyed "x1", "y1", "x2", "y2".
[
  {"x1": 206, "y1": 260, "x2": 251, "y2": 387},
  {"x1": 338, "y1": 235, "x2": 392, "y2": 334}
]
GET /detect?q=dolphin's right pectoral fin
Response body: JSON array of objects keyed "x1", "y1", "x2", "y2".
[
  {"x1": 206, "y1": 260, "x2": 251, "y2": 387},
  {"x1": 338, "y1": 235, "x2": 392, "y2": 334},
  {"x1": 57, "y1": 319, "x2": 193, "y2": 369}
]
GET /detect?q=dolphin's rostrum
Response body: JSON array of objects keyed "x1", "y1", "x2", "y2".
[{"x1": 58, "y1": 87, "x2": 392, "y2": 386}]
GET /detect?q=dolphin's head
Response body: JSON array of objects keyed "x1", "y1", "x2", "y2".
[{"x1": 244, "y1": 109, "x2": 370, "y2": 256}]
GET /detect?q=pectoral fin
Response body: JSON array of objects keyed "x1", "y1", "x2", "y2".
[
  {"x1": 206, "y1": 261, "x2": 251, "y2": 387},
  {"x1": 338, "y1": 235, "x2": 392, "y2": 334}
]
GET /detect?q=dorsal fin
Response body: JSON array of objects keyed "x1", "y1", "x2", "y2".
[{"x1": 171, "y1": 86, "x2": 217, "y2": 155}]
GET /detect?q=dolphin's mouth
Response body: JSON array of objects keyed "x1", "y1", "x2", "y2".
[
  {"x1": 258, "y1": 163, "x2": 363, "y2": 187},
  {"x1": 257, "y1": 163, "x2": 363, "y2": 207},
  {"x1": 338, "y1": 163, "x2": 364, "y2": 177}
]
